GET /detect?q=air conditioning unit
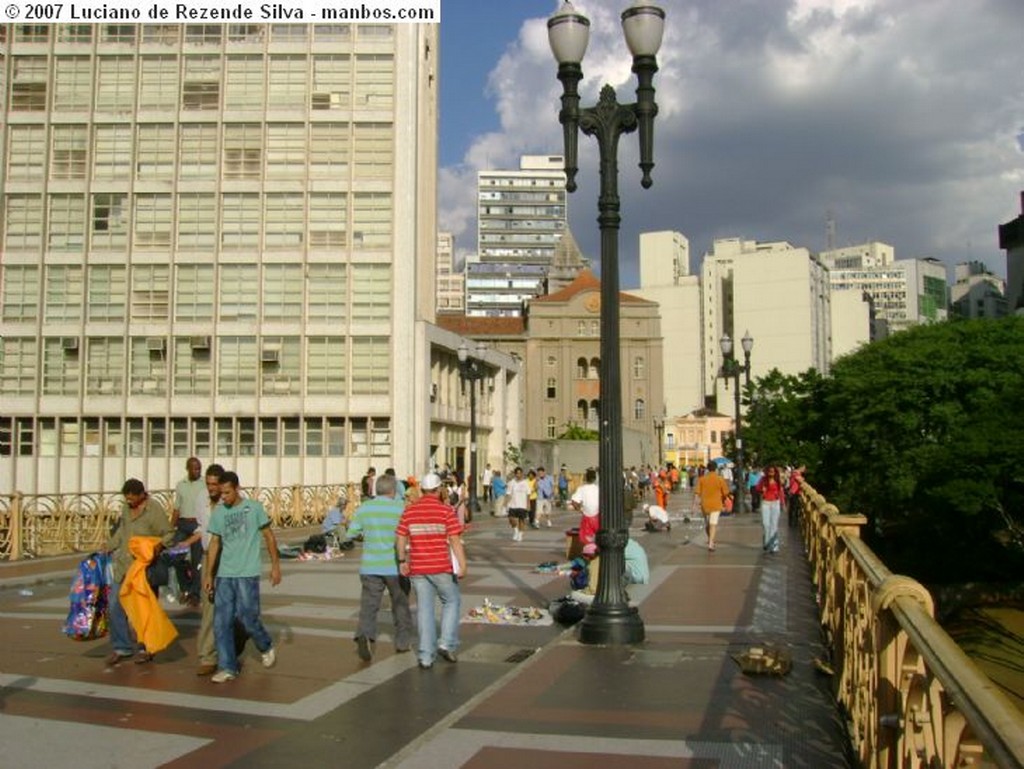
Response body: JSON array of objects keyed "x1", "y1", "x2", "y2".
[
  {"x1": 61, "y1": 337, "x2": 79, "y2": 351},
  {"x1": 261, "y1": 348, "x2": 280, "y2": 364},
  {"x1": 146, "y1": 338, "x2": 166, "y2": 353},
  {"x1": 189, "y1": 335, "x2": 211, "y2": 350}
]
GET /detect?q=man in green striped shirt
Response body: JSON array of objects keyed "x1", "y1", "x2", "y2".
[{"x1": 344, "y1": 473, "x2": 414, "y2": 661}]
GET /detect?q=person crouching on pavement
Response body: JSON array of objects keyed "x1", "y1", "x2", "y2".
[
  {"x1": 643, "y1": 502, "x2": 671, "y2": 532},
  {"x1": 395, "y1": 472, "x2": 466, "y2": 669},
  {"x1": 203, "y1": 471, "x2": 281, "y2": 683}
]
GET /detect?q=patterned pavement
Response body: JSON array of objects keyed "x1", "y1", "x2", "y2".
[{"x1": 0, "y1": 492, "x2": 853, "y2": 768}]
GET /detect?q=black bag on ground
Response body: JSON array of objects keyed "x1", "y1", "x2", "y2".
[
  {"x1": 303, "y1": 534, "x2": 327, "y2": 553},
  {"x1": 550, "y1": 596, "x2": 586, "y2": 625}
]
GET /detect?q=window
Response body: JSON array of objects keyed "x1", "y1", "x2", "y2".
[
  {"x1": 575, "y1": 357, "x2": 587, "y2": 379},
  {"x1": 264, "y1": 194, "x2": 305, "y2": 250},
  {"x1": 50, "y1": 126, "x2": 88, "y2": 179},
  {"x1": 179, "y1": 124, "x2": 218, "y2": 179},
  {"x1": 220, "y1": 194, "x2": 261, "y2": 248},
  {"x1": 59, "y1": 25, "x2": 92, "y2": 43},
  {"x1": 7, "y1": 125, "x2": 46, "y2": 180},
  {"x1": 307, "y1": 264, "x2": 347, "y2": 323},
  {"x1": 589, "y1": 357, "x2": 600, "y2": 379},
  {"x1": 326, "y1": 417, "x2": 345, "y2": 456},
  {"x1": 354, "y1": 53, "x2": 393, "y2": 108},
  {"x1": 310, "y1": 124, "x2": 350, "y2": 176},
  {"x1": 60, "y1": 418, "x2": 81, "y2": 457},
  {"x1": 260, "y1": 336, "x2": 301, "y2": 394},
  {"x1": 546, "y1": 377, "x2": 557, "y2": 399},
  {"x1": 308, "y1": 192, "x2": 347, "y2": 248},
  {"x1": 633, "y1": 356, "x2": 645, "y2": 378},
  {"x1": 588, "y1": 399, "x2": 600, "y2": 430},
  {"x1": 172, "y1": 337, "x2": 212, "y2": 395},
  {"x1": 93, "y1": 126, "x2": 132, "y2": 180},
  {"x1": 101, "y1": 25, "x2": 137, "y2": 44},
  {"x1": 87, "y1": 265, "x2": 127, "y2": 322},
  {"x1": 634, "y1": 398, "x2": 646, "y2": 420},
  {"x1": 352, "y1": 193, "x2": 392, "y2": 249},
  {"x1": 17, "y1": 417, "x2": 35, "y2": 457},
  {"x1": 216, "y1": 417, "x2": 234, "y2": 456},
  {"x1": 193, "y1": 418, "x2": 211, "y2": 456},
  {"x1": 217, "y1": 336, "x2": 258, "y2": 395},
  {"x1": 266, "y1": 124, "x2": 307, "y2": 178},
  {"x1": 577, "y1": 320, "x2": 587, "y2": 336},
  {"x1": 223, "y1": 124, "x2": 263, "y2": 180},
  {"x1": 353, "y1": 123, "x2": 393, "y2": 178},
  {"x1": 351, "y1": 337, "x2": 390, "y2": 394},
  {"x1": 53, "y1": 57, "x2": 92, "y2": 110},
  {"x1": 1, "y1": 338, "x2": 38, "y2": 395},
  {"x1": 177, "y1": 194, "x2": 217, "y2": 251},
  {"x1": 131, "y1": 265, "x2": 170, "y2": 320},
  {"x1": 174, "y1": 264, "x2": 215, "y2": 321},
  {"x1": 129, "y1": 337, "x2": 168, "y2": 395},
  {"x1": 224, "y1": 55, "x2": 265, "y2": 110},
  {"x1": 238, "y1": 418, "x2": 256, "y2": 456},
  {"x1": 576, "y1": 399, "x2": 588, "y2": 424},
  {"x1": 10, "y1": 56, "x2": 48, "y2": 111},
  {"x1": 85, "y1": 337, "x2": 125, "y2": 395},
  {"x1": 171, "y1": 418, "x2": 189, "y2": 457},
  {"x1": 268, "y1": 56, "x2": 307, "y2": 109},
  {"x1": 271, "y1": 24, "x2": 307, "y2": 42},
  {"x1": 351, "y1": 264, "x2": 391, "y2": 322},
  {"x1": 546, "y1": 355, "x2": 556, "y2": 367},
  {"x1": 103, "y1": 417, "x2": 122, "y2": 456},
  {"x1": 47, "y1": 194, "x2": 87, "y2": 251},
  {"x1": 44, "y1": 265, "x2": 84, "y2": 322},
  {"x1": 16, "y1": 24, "x2": 49, "y2": 42},
  {"x1": 127, "y1": 418, "x2": 144, "y2": 456},
  {"x1": 260, "y1": 418, "x2": 278, "y2": 456},
  {"x1": 315, "y1": 25, "x2": 351, "y2": 43},
  {"x1": 307, "y1": 336, "x2": 345, "y2": 395},
  {"x1": 282, "y1": 417, "x2": 301, "y2": 456},
  {"x1": 2, "y1": 266, "x2": 40, "y2": 322},
  {"x1": 38, "y1": 418, "x2": 57, "y2": 456},
  {"x1": 371, "y1": 420, "x2": 390, "y2": 457},
  {"x1": 141, "y1": 25, "x2": 179, "y2": 44},
  {"x1": 218, "y1": 265, "x2": 258, "y2": 320},
  {"x1": 184, "y1": 25, "x2": 222, "y2": 45},
  {"x1": 349, "y1": 418, "x2": 368, "y2": 456},
  {"x1": 667, "y1": 433, "x2": 675, "y2": 449},
  {"x1": 91, "y1": 193, "x2": 129, "y2": 250},
  {"x1": 148, "y1": 418, "x2": 167, "y2": 457},
  {"x1": 305, "y1": 417, "x2": 324, "y2": 456},
  {"x1": 133, "y1": 194, "x2": 173, "y2": 248},
  {"x1": 4, "y1": 195, "x2": 44, "y2": 250},
  {"x1": 136, "y1": 125, "x2": 176, "y2": 179},
  {"x1": 262, "y1": 264, "x2": 303, "y2": 321},
  {"x1": 228, "y1": 25, "x2": 263, "y2": 43},
  {"x1": 547, "y1": 417, "x2": 557, "y2": 439},
  {"x1": 96, "y1": 57, "x2": 135, "y2": 112},
  {"x1": 311, "y1": 55, "x2": 350, "y2": 109},
  {"x1": 182, "y1": 56, "x2": 221, "y2": 110},
  {"x1": 139, "y1": 56, "x2": 179, "y2": 110},
  {"x1": 0, "y1": 419, "x2": 12, "y2": 457}
]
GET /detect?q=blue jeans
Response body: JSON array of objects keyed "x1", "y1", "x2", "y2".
[
  {"x1": 108, "y1": 578, "x2": 140, "y2": 655},
  {"x1": 213, "y1": 576, "x2": 273, "y2": 675},
  {"x1": 410, "y1": 573, "x2": 460, "y2": 666},
  {"x1": 762, "y1": 499, "x2": 782, "y2": 552}
]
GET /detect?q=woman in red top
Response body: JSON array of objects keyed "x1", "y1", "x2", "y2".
[{"x1": 754, "y1": 466, "x2": 784, "y2": 553}]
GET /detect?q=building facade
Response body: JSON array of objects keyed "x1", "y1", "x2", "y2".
[
  {"x1": 0, "y1": 22, "x2": 503, "y2": 496},
  {"x1": 999, "y1": 191, "x2": 1024, "y2": 313},
  {"x1": 435, "y1": 231, "x2": 465, "y2": 314},
  {"x1": 950, "y1": 261, "x2": 1007, "y2": 320}
]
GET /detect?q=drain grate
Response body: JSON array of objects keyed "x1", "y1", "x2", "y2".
[{"x1": 504, "y1": 648, "x2": 537, "y2": 664}]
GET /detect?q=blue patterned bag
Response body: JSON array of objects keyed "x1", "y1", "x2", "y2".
[{"x1": 62, "y1": 552, "x2": 112, "y2": 641}]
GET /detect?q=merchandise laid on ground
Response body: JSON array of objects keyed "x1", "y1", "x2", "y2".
[{"x1": 0, "y1": 490, "x2": 853, "y2": 769}]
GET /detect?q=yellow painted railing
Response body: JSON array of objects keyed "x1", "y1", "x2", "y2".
[
  {"x1": 798, "y1": 479, "x2": 1024, "y2": 769},
  {"x1": 0, "y1": 483, "x2": 359, "y2": 561}
]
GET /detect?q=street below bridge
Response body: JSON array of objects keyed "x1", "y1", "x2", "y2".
[{"x1": 0, "y1": 489, "x2": 852, "y2": 768}]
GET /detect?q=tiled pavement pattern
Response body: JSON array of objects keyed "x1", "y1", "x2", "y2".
[{"x1": 0, "y1": 492, "x2": 853, "y2": 768}]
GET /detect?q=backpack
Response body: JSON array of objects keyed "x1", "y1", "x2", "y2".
[{"x1": 62, "y1": 552, "x2": 112, "y2": 641}]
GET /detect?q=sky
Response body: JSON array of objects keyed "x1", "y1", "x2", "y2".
[{"x1": 438, "y1": 0, "x2": 1024, "y2": 289}]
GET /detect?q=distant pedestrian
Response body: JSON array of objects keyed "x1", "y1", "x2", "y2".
[
  {"x1": 536, "y1": 466, "x2": 554, "y2": 527},
  {"x1": 557, "y1": 466, "x2": 570, "y2": 508},
  {"x1": 490, "y1": 469, "x2": 507, "y2": 517},
  {"x1": 695, "y1": 463, "x2": 730, "y2": 552},
  {"x1": 506, "y1": 467, "x2": 530, "y2": 541},
  {"x1": 481, "y1": 463, "x2": 493, "y2": 503}
]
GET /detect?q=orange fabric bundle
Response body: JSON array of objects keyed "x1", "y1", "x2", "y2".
[{"x1": 120, "y1": 536, "x2": 178, "y2": 654}]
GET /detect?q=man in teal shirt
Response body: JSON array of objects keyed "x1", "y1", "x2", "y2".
[
  {"x1": 344, "y1": 473, "x2": 413, "y2": 660},
  {"x1": 203, "y1": 471, "x2": 281, "y2": 683}
]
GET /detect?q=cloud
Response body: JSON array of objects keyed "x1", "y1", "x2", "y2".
[{"x1": 439, "y1": 0, "x2": 1024, "y2": 284}]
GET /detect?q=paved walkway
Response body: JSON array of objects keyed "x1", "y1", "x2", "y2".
[{"x1": 0, "y1": 492, "x2": 853, "y2": 768}]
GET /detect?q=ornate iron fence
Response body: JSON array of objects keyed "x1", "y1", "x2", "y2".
[
  {"x1": 0, "y1": 483, "x2": 358, "y2": 561},
  {"x1": 798, "y1": 479, "x2": 1024, "y2": 769}
]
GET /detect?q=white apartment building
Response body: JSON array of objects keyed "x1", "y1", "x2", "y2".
[
  {"x1": 950, "y1": 261, "x2": 1007, "y2": 319},
  {"x1": 820, "y1": 242, "x2": 948, "y2": 334},
  {"x1": 0, "y1": 22, "x2": 520, "y2": 496},
  {"x1": 701, "y1": 238, "x2": 834, "y2": 417},
  {"x1": 1000, "y1": 192, "x2": 1024, "y2": 312},
  {"x1": 633, "y1": 231, "x2": 702, "y2": 417},
  {"x1": 435, "y1": 231, "x2": 465, "y2": 314}
]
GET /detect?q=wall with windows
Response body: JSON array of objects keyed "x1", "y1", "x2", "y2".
[{"x1": 0, "y1": 22, "x2": 438, "y2": 494}]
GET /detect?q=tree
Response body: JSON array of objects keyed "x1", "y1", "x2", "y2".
[
  {"x1": 558, "y1": 420, "x2": 599, "y2": 441},
  {"x1": 744, "y1": 317, "x2": 1024, "y2": 584}
]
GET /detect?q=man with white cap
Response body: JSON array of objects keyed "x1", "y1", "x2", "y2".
[{"x1": 395, "y1": 472, "x2": 467, "y2": 669}]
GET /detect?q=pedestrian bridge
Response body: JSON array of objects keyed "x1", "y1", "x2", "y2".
[{"x1": 1, "y1": 480, "x2": 1022, "y2": 769}]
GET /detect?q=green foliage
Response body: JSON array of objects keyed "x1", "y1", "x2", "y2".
[
  {"x1": 503, "y1": 442, "x2": 524, "y2": 471},
  {"x1": 558, "y1": 421, "x2": 600, "y2": 441},
  {"x1": 744, "y1": 318, "x2": 1024, "y2": 584}
]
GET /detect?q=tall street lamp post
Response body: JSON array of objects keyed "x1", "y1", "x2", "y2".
[
  {"x1": 719, "y1": 332, "x2": 754, "y2": 514},
  {"x1": 653, "y1": 415, "x2": 665, "y2": 468},
  {"x1": 548, "y1": 0, "x2": 665, "y2": 645},
  {"x1": 457, "y1": 340, "x2": 488, "y2": 516}
]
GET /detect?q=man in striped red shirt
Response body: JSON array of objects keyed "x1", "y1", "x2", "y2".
[{"x1": 395, "y1": 472, "x2": 467, "y2": 669}]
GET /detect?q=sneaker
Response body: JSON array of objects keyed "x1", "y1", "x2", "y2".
[
  {"x1": 211, "y1": 670, "x2": 237, "y2": 683},
  {"x1": 438, "y1": 647, "x2": 458, "y2": 663},
  {"x1": 356, "y1": 636, "x2": 373, "y2": 661},
  {"x1": 261, "y1": 646, "x2": 277, "y2": 668}
]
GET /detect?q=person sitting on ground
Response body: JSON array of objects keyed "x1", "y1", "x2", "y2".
[{"x1": 643, "y1": 502, "x2": 671, "y2": 532}]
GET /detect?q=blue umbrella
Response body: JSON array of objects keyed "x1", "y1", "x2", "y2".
[{"x1": 711, "y1": 457, "x2": 730, "y2": 466}]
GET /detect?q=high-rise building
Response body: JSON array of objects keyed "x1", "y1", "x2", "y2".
[
  {"x1": 0, "y1": 23, "x2": 448, "y2": 494},
  {"x1": 950, "y1": 261, "x2": 1007, "y2": 319},
  {"x1": 435, "y1": 231, "x2": 465, "y2": 314},
  {"x1": 1000, "y1": 191, "x2": 1024, "y2": 312}
]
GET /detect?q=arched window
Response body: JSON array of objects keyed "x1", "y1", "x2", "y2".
[
  {"x1": 576, "y1": 399, "x2": 588, "y2": 422},
  {"x1": 588, "y1": 399, "x2": 600, "y2": 430},
  {"x1": 633, "y1": 356, "x2": 645, "y2": 378},
  {"x1": 546, "y1": 417, "x2": 556, "y2": 438},
  {"x1": 546, "y1": 355, "x2": 556, "y2": 367},
  {"x1": 634, "y1": 398, "x2": 646, "y2": 420},
  {"x1": 576, "y1": 357, "x2": 588, "y2": 379},
  {"x1": 588, "y1": 357, "x2": 600, "y2": 379},
  {"x1": 546, "y1": 377, "x2": 556, "y2": 399}
]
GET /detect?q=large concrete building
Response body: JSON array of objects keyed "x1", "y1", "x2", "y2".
[
  {"x1": 0, "y1": 22, "x2": 519, "y2": 495},
  {"x1": 950, "y1": 261, "x2": 1007, "y2": 320},
  {"x1": 435, "y1": 231, "x2": 465, "y2": 314},
  {"x1": 1000, "y1": 191, "x2": 1024, "y2": 312}
]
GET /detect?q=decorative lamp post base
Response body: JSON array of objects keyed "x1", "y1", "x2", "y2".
[{"x1": 578, "y1": 604, "x2": 645, "y2": 645}]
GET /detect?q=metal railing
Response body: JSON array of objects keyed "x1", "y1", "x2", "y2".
[
  {"x1": 798, "y1": 479, "x2": 1024, "y2": 769},
  {"x1": 0, "y1": 483, "x2": 358, "y2": 561}
]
